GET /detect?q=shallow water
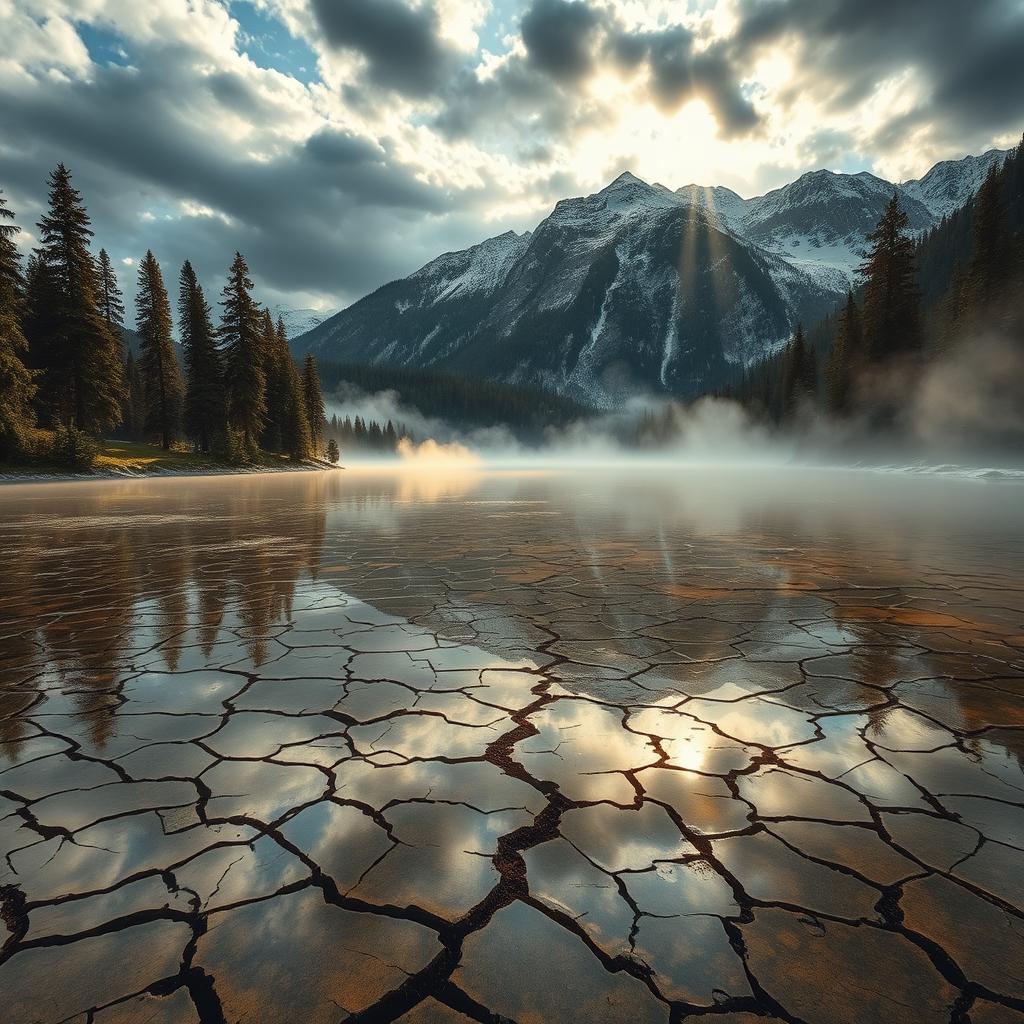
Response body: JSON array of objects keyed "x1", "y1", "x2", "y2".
[{"x1": 0, "y1": 466, "x2": 1022, "y2": 1024}]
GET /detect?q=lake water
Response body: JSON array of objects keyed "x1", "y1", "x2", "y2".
[{"x1": 1, "y1": 466, "x2": 1023, "y2": 1023}]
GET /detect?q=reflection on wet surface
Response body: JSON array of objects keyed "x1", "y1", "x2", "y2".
[{"x1": 1, "y1": 466, "x2": 1023, "y2": 1023}]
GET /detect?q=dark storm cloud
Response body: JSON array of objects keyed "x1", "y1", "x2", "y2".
[
  {"x1": 0, "y1": 58, "x2": 481, "y2": 309},
  {"x1": 438, "y1": 0, "x2": 758, "y2": 143},
  {"x1": 309, "y1": 0, "x2": 455, "y2": 96},
  {"x1": 521, "y1": 0, "x2": 601, "y2": 82},
  {"x1": 434, "y1": 58, "x2": 578, "y2": 141},
  {"x1": 610, "y1": 25, "x2": 758, "y2": 136},
  {"x1": 731, "y1": 0, "x2": 1024, "y2": 146}
]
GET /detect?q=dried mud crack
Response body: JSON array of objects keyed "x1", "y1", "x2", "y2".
[{"x1": 0, "y1": 469, "x2": 1022, "y2": 1024}]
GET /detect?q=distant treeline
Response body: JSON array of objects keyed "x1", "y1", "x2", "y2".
[
  {"x1": 719, "y1": 133, "x2": 1024, "y2": 441},
  {"x1": 316, "y1": 360, "x2": 591, "y2": 443},
  {"x1": 0, "y1": 164, "x2": 328, "y2": 468},
  {"x1": 325, "y1": 414, "x2": 413, "y2": 453}
]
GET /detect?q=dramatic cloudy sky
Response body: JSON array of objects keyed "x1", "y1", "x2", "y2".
[{"x1": 2, "y1": 0, "x2": 1022, "y2": 320}]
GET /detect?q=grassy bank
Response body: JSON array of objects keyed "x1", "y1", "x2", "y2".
[{"x1": 1, "y1": 433, "x2": 335, "y2": 481}]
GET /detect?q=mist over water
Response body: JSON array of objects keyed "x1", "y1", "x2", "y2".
[{"x1": 326, "y1": 334, "x2": 1024, "y2": 479}]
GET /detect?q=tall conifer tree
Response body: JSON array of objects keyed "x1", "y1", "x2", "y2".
[
  {"x1": 96, "y1": 248, "x2": 125, "y2": 334},
  {"x1": 179, "y1": 260, "x2": 224, "y2": 453},
  {"x1": 968, "y1": 163, "x2": 1008, "y2": 308},
  {"x1": 136, "y1": 250, "x2": 183, "y2": 450},
  {"x1": 122, "y1": 350, "x2": 145, "y2": 441},
  {"x1": 859, "y1": 195, "x2": 922, "y2": 360},
  {"x1": 23, "y1": 253, "x2": 59, "y2": 425},
  {"x1": 301, "y1": 351, "x2": 326, "y2": 456},
  {"x1": 260, "y1": 308, "x2": 286, "y2": 452},
  {"x1": 782, "y1": 323, "x2": 815, "y2": 418},
  {"x1": 35, "y1": 164, "x2": 124, "y2": 433},
  {"x1": 259, "y1": 311, "x2": 313, "y2": 460},
  {"x1": 282, "y1": 352, "x2": 313, "y2": 461},
  {"x1": 825, "y1": 292, "x2": 860, "y2": 416},
  {"x1": 0, "y1": 191, "x2": 37, "y2": 458},
  {"x1": 220, "y1": 252, "x2": 266, "y2": 453}
]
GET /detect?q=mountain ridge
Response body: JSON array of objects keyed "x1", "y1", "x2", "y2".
[{"x1": 294, "y1": 147, "x2": 1006, "y2": 406}]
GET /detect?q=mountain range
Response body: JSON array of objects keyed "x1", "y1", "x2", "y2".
[{"x1": 293, "y1": 148, "x2": 1005, "y2": 405}]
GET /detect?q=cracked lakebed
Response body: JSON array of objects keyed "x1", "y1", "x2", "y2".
[{"x1": 1, "y1": 466, "x2": 1023, "y2": 1024}]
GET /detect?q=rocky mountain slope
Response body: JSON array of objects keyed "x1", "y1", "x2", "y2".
[{"x1": 294, "y1": 149, "x2": 1005, "y2": 405}]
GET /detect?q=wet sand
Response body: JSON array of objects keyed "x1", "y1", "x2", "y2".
[{"x1": 0, "y1": 466, "x2": 1022, "y2": 1023}]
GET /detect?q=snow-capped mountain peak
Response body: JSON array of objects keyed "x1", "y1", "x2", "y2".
[
  {"x1": 549, "y1": 171, "x2": 684, "y2": 231},
  {"x1": 900, "y1": 149, "x2": 1006, "y2": 219},
  {"x1": 293, "y1": 145, "x2": 1007, "y2": 407}
]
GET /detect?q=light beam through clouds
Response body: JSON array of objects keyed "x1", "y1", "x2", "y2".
[{"x1": 0, "y1": 0, "x2": 1021, "y2": 318}]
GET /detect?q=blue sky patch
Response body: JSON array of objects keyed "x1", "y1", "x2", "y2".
[
  {"x1": 76, "y1": 22, "x2": 133, "y2": 68},
  {"x1": 231, "y1": 1, "x2": 320, "y2": 85}
]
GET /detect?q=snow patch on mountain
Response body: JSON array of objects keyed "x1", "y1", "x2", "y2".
[
  {"x1": 674, "y1": 184, "x2": 748, "y2": 230},
  {"x1": 271, "y1": 304, "x2": 334, "y2": 339},
  {"x1": 293, "y1": 145, "x2": 1007, "y2": 405},
  {"x1": 900, "y1": 149, "x2": 1006, "y2": 219},
  {"x1": 412, "y1": 230, "x2": 530, "y2": 302},
  {"x1": 549, "y1": 171, "x2": 684, "y2": 234}
]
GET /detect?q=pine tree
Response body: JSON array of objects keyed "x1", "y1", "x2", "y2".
[
  {"x1": 967, "y1": 163, "x2": 1008, "y2": 308},
  {"x1": 782, "y1": 323, "x2": 815, "y2": 418},
  {"x1": 179, "y1": 260, "x2": 225, "y2": 453},
  {"x1": 96, "y1": 248, "x2": 125, "y2": 334},
  {"x1": 301, "y1": 352, "x2": 326, "y2": 455},
  {"x1": 22, "y1": 253, "x2": 57, "y2": 420},
  {"x1": 220, "y1": 252, "x2": 266, "y2": 454},
  {"x1": 0, "y1": 191, "x2": 37, "y2": 458},
  {"x1": 122, "y1": 350, "x2": 145, "y2": 440},
  {"x1": 35, "y1": 164, "x2": 124, "y2": 433},
  {"x1": 281, "y1": 354, "x2": 313, "y2": 461},
  {"x1": 940, "y1": 261, "x2": 969, "y2": 349},
  {"x1": 859, "y1": 194, "x2": 923, "y2": 360},
  {"x1": 136, "y1": 250, "x2": 183, "y2": 450},
  {"x1": 326, "y1": 438, "x2": 339, "y2": 464},
  {"x1": 260, "y1": 309, "x2": 286, "y2": 452},
  {"x1": 251, "y1": 311, "x2": 314, "y2": 460},
  {"x1": 825, "y1": 292, "x2": 860, "y2": 416}
]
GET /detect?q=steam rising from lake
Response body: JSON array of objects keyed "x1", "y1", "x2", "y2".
[
  {"x1": 396, "y1": 437, "x2": 482, "y2": 468},
  {"x1": 327, "y1": 328, "x2": 1024, "y2": 478}
]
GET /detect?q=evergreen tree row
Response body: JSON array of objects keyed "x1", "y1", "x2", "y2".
[
  {"x1": 315, "y1": 360, "x2": 590, "y2": 442},
  {"x1": 0, "y1": 164, "x2": 329, "y2": 466},
  {"x1": 325, "y1": 413, "x2": 414, "y2": 453},
  {"x1": 724, "y1": 133, "x2": 1024, "y2": 436}
]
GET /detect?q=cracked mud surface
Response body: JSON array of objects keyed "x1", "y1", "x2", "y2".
[{"x1": 1, "y1": 466, "x2": 1023, "y2": 1024}]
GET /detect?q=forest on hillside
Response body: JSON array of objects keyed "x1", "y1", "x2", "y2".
[
  {"x1": 710, "y1": 134, "x2": 1024, "y2": 453},
  {"x1": 316, "y1": 361, "x2": 591, "y2": 447}
]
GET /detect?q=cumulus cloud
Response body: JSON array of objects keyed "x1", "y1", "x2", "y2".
[
  {"x1": 609, "y1": 23, "x2": 758, "y2": 136},
  {"x1": 730, "y1": 0, "x2": 1024, "y2": 168},
  {"x1": 0, "y1": 0, "x2": 1019, "y2": 321}
]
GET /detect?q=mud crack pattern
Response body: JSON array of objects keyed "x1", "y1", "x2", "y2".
[{"x1": 0, "y1": 469, "x2": 1023, "y2": 1024}]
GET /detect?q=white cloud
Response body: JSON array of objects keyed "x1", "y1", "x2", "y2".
[{"x1": 0, "y1": 0, "x2": 1018, "y2": 320}]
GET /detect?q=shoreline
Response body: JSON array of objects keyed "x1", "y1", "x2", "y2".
[
  {"x1": 0, "y1": 460, "x2": 340, "y2": 486},
  {"x1": 3, "y1": 456, "x2": 1022, "y2": 487}
]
